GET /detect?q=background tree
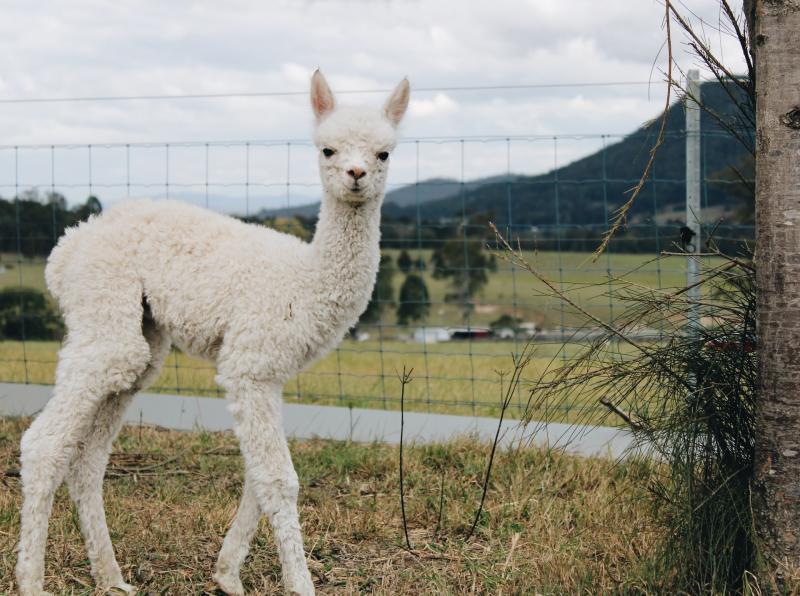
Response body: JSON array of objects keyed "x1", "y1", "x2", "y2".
[
  {"x1": 359, "y1": 254, "x2": 396, "y2": 326},
  {"x1": 0, "y1": 287, "x2": 64, "y2": 340},
  {"x1": 0, "y1": 192, "x2": 103, "y2": 256},
  {"x1": 430, "y1": 235, "x2": 490, "y2": 319},
  {"x1": 397, "y1": 249, "x2": 412, "y2": 273},
  {"x1": 396, "y1": 273, "x2": 429, "y2": 325},
  {"x1": 750, "y1": 0, "x2": 800, "y2": 583},
  {"x1": 270, "y1": 216, "x2": 312, "y2": 241},
  {"x1": 44, "y1": 191, "x2": 68, "y2": 211},
  {"x1": 73, "y1": 195, "x2": 102, "y2": 221},
  {"x1": 430, "y1": 248, "x2": 446, "y2": 277},
  {"x1": 489, "y1": 313, "x2": 520, "y2": 331}
]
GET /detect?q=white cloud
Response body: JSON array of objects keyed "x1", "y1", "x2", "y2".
[
  {"x1": 409, "y1": 93, "x2": 458, "y2": 118},
  {"x1": 0, "y1": 0, "x2": 750, "y2": 208}
]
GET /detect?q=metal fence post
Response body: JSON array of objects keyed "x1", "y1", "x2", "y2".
[{"x1": 686, "y1": 69, "x2": 702, "y2": 334}]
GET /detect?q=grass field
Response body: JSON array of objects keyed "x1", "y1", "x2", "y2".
[
  {"x1": 361, "y1": 248, "x2": 686, "y2": 329},
  {"x1": 0, "y1": 416, "x2": 660, "y2": 594},
  {"x1": 1, "y1": 249, "x2": 690, "y2": 329},
  {"x1": 0, "y1": 339, "x2": 613, "y2": 423},
  {"x1": 0, "y1": 258, "x2": 48, "y2": 294},
  {"x1": 0, "y1": 250, "x2": 693, "y2": 423}
]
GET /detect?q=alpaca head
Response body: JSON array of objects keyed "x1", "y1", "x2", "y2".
[{"x1": 311, "y1": 70, "x2": 410, "y2": 205}]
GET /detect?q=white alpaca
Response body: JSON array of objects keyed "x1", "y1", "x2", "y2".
[{"x1": 15, "y1": 70, "x2": 410, "y2": 596}]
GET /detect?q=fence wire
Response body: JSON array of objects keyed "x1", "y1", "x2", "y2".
[{"x1": 0, "y1": 130, "x2": 753, "y2": 422}]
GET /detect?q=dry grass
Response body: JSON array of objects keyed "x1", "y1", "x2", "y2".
[{"x1": 0, "y1": 416, "x2": 658, "y2": 594}]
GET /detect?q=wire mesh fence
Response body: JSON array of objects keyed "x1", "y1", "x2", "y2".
[{"x1": 0, "y1": 126, "x2": 753, "y2": 422}]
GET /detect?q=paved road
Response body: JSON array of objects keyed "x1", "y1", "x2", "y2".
[{"x1": 0, "y1": 382, "x2": 637, "y2": 459}]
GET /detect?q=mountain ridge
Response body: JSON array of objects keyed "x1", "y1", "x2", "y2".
[{"x1": 261, "y1": 81, "x2": 753, "y2": 226}]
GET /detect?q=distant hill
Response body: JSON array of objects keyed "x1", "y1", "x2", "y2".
[
  {"x1": 259, "y1": 81, "x2": 753, "y2": 228},
  {"x1": 383, "y1": 81, "x2": 753, "y2": 227},
  {"x1": 256, "y1": 201, "x2": 320, "y2": 219},
  {"x1": 385, "y1": 177, "x2": 461, "y2": 207},
  {"x1": 255, "y1": 175, "x2": 523, "y2": 218},
  {"x1": 382, "y1": 175, "x2": 523, "y2": 208}
]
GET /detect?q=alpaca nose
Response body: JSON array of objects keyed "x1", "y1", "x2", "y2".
[{"x1": 347, "y1": 167, "x2": 366, "y2": 180}]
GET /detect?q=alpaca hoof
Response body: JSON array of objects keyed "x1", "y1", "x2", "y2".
[
  {"x1": 213, "y1": 571, "x2": 245, "y2": 596},
  {"x1": 106, "y1": 581, "x2": 136, "y2": 594},
  {"x1": 285, "y1": 573, "x2": 315, "y2": 596}
]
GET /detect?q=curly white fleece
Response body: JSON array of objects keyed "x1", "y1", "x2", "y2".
[{"x1": 15, "y1": 71, "x2": 410, "y2": 596}]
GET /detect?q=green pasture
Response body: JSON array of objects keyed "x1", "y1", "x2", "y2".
[
  {"x1": 0, "y1": 250, "x2": 699, "y2": 424},
  {"x1": 381, "y1": 248, "x2": 692, "y2": 328},
  {"x1": 1, "y1": 250, "x2": 695, "y2": 329},
  {"x1": 0, "y1": 257, "x2": 48, "y2": 294},
  {"x1": 0, "y1": 338, "x2": 620, "y2": 424}
]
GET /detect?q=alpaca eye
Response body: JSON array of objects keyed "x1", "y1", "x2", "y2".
[
  {"x1": 322, "y1": 148, "x2": 335, "y2": 157},
  {"x1": 377, "y1": 151, "x2": 389, "y2": 161}
]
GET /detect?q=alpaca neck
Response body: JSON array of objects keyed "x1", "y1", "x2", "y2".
[{"x1": 310, "y1": 193, "x2": 382, "y2": 320}]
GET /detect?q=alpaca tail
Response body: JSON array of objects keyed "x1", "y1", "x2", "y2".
[
  {"x1": 46, "y1": 199, "x2": 154, "y2": 305},
  {"x1": 45, "y1": 215, "x2": 97, "y2": 303}
]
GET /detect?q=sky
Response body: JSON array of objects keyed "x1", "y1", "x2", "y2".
[{"x1": 0, "y1": 0, "x2": 749, "y2": 212}]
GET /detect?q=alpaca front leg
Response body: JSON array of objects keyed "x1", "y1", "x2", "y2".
[
  {"x1": 214, "y1": 478, "x2": 261, "y2": 596},
  {"x1": 222, "y1": 378, "x2": 314, "y2": 596}
]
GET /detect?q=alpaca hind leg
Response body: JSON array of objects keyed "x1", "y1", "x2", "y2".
[
  {"x1": 219, "y1": 377, "x2": 314, "y2": 596},
  {"x1": 15, "y1": 334, "x2": 151, "y2": 596},
  {"x1": 65, "y1": 325, "x2": 170, "y2": 592},
  {"x1": 66, "y1": 392, "x2": 136, "y2": 592}
]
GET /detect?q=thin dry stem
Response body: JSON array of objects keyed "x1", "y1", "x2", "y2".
[
  {"x1": 398, "y1": 366, "x2": 414, "y2": 551},
  {"x1": 593, "y1": 0, "x2": 673, "y2": 258}
]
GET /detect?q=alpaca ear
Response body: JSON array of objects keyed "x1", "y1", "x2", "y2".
[
  {"x1": 384, "y1": 78, "x2": 410, "y2": 127},
  {"x1": 311, "y1": 69, "x2": 335, "y2": 121}
]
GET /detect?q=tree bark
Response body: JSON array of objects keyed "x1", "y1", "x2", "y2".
[{"x1": 752, "y1": 0, "x2": 800, "y2": 583}]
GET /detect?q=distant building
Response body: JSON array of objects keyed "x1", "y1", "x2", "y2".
[
  {"x1": 493, "y1": 327, "x2": 515, "y2": 340},
  {"x1": 351, "y1": 330, "x2": 370, "y2": 342},
  {"x1": 449, "y1": 327, "x2": 492, "y2": 341},
  {"x1": 412, "y1": 327, "x2": 451, "y2": 344}
]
